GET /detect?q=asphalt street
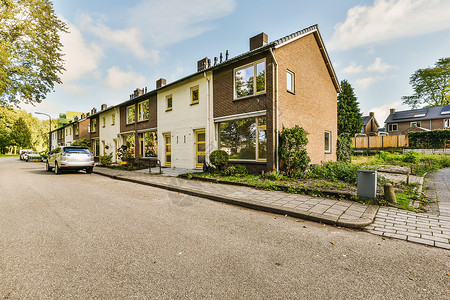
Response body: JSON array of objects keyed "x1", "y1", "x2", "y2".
[{"x1": 0, "y1": 157, "x2": 449, "y2": 299}]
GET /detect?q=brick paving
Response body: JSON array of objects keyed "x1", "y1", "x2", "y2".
[{"x1": 365, "y1": 168, "x2": 450, "y2": 250}]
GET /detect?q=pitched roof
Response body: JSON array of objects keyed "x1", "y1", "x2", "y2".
[
  {"x1": 385, "y1": 105, "x2": 450, "y2": 123},
  {"x1": 362, "y1": 116, "x2": 371, "y2": 126}
]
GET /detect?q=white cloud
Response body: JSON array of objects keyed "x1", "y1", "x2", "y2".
[
  {"x1": 355, "y1": 76, "x2": 385, "y2": 90},
  {"x1": 367, "y1": 57, "x2": 395, "y2": 73},
  {"x1": 330, "y1": 0, "x2": 450, "y2": 50},
  {"x1": 77, "y1": 13, "x2": 160, "y2": 62},
  {"x1": 105, "y1": 66, "x2": 147, "y2": 90},
  {"x1": 129, "y1": 0, "x2": 236, "y2": 47},
  {"x1": 60, "y1": 18, "x2": 103, "y2": 83},
  {"x1": 367, "y1": 101, "x2": 408, "y2": 125},
  {"x1": 343, "y1": 61, "x2": 364, "y2": 74},
  {"x1": 22, "y1": 101, "x2": 61, "y2": 120}
]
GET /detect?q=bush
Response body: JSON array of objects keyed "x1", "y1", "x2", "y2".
[
  {"x1": 209, "y1": 150, "x2": 229, "y2": 170},
  {"x1": 336, "y1": 133, "x2": 352, "y2": 163},
  {"x1": 264, "y1": 170, "x2": 285, "y2": 181},
  {"x1": 279, "y1": 126, "x2": 310, "y2": 177},
  {"x1": 221, "y1": 164, "x2": 248, "y2": 176},
  {"x1": 117, "y1": 145, "x2": 133, "y2": 162},
  {"x1": 403, "y1": 151, "x2": 420, "y2": 163},
  {"x1": 100, "y1": 153, "x2": 113, "y2": 166},
  {"x1": 408, "y1": 130, "x2": 450, "y2": 149},
  {"x1": 307, "y1": 161, "x2": 367, "y2": 185},
  {"x1": 71, "y1": 138, "x2": 91, "y2": 149}
]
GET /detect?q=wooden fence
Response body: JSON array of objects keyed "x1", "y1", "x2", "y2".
[{"x1": 352, "y1": 135, "x2": 409, "y2": 149}]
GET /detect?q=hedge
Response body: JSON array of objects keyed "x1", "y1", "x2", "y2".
[{"x1": 408, "y1": 130, "x2": 450, "y2": 149}]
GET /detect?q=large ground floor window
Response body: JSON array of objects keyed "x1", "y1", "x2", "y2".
[
  {"x1": 139, "y1": 131, "x2": 158, "y2": 157},
  {"x1": 123, "y1": 134, "x2": 135, "y2": 157},
  {"x1": 219, "y1": 116, "x2": 267, "y2": 161}
]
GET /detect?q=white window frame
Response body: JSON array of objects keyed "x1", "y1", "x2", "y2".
[
  {"x1": 445, "y1": 119, "x2": 450, "y2": 128},
  {"x1": 138, "y1": 100, "x2": 149, "y2": 122},
  {"x1": 388, "y1": 123, "x2": 398, "y2": 132},
  {"x1": 410, "y1": 121, "x2": 421, "y2": 127},
  {"x1": 287, "y1": 69, "x2": 295, "y2": 93},
  {"x1": 126, "y1": 105, "x2": 135, "y2": 124},
  {"x1": 324, "y1": 131, "x2": 331, "y2": 154}
]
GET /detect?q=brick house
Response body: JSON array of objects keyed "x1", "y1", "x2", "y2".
[
  {"x1": 360, "y1": 112, "x2": 380, "y2": 136},
  {"x1": 384, "y1": 105, "x2": 450, "y2": 135},
  {"x1": 212, "y1": 25, "x2": 339, "y2": 172}
]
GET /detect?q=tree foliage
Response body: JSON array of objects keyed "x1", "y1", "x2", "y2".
[
  {"x1": 279, "y1": 126, "x2": 310, "y2": 177},
  {"x1": 10, "y1": 117, "x2": 31, "y2": 147},
  {"x1": 402, "y1": 57, "x2": 450, "y2": 108},
  {"x1": 336, "y1": 133, "x2": 352, "y2": 163},
  {"x1": 0, "y1": 0, "x2": 68, "y2": 106},
  {"x1": 408, "y1": 130, "x2": 450, "y2": 149},
  {"x1": 337, "y1": 80, "x2": 363, "y2": 136},
  {"x1": 209, "y1": 150, "x2": 229, "y2": 170}
]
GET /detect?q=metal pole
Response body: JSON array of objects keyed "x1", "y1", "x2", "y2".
[{"x1": 35, "y1": 112, "x2": 52, "y2": 152}]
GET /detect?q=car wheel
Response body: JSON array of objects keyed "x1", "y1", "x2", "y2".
[
  {"x1": 46, "y1": 161, "x2": 53, "y2": 172},
  {"x1": 86, "y1": 167, "x2": 93, "y2": 174},
  {"x1": 54, "y1": 163, "x2": 61, "y2": 175}
]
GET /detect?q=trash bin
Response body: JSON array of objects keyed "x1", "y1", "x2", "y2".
[{"x1": 357, "y1": 170, "x2": 377, "y2": 199}]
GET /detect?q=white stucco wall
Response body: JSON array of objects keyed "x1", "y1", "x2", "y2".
[
  {"x1": 99, "y1": 107, "x2": 121, "y2": 162},
  {"x1": 157, "y1": 71, "x2": 215, "y2": 169},
  {"x1": 64, "y1": 125, "x2": 73, "y2": 146}
]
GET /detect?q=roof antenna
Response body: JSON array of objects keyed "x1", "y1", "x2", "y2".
[
  {"x1": 214, "y1": 57, "x2": 218, "y2": 66},
  {"x1": 225, "y1": 50, "x2": 229, "y2": 60},
  {"x1": 220, "y1": 53, "x2": 223, "y2": 63}
]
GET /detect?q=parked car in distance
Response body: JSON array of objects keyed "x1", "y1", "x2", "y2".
[
  {"x1": 46, "y1": 146, "x2": 95, "y2": 174},
  {"x1": 26, "y1": 151, "x2": 43, "y2": 162},
  {"x1": 19, "y1": 149, "x2": 32, "y2": 160}
]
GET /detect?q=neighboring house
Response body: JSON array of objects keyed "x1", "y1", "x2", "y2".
[
  {"x1": 119, "y1": 87, "x2": 158, "y2": 161},
  {"x1": 156, "y1": 71, "x2": 214, "y2": 169},
  {"x1": 213, "y1": 25, "x2": 339, "y2": 172},
  {"x1": 361, "y1": 112, "x2": 380, "y2": 136},
  {"x1": 98, "y1": 104, "x2": 121, "y2": 163},
  {"x1": 63, "y1": 122, "x2": 74, "y2": 146},
  {"x1": 87, "y1": 108, "x2": 100, "y2": 160},
  {"x1": 384, "y1": 105, "x2": 450, "y2": 135}
]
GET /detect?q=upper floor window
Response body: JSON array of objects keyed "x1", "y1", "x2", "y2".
[
  {"x1": 191, "y1": 86, "x2": 199, "y2": 104},
  {"x1": 166, "y1": 95, "x2": 173, "y2": 111},
  {"x1": 445, "y1": 119, "x2": 450, "y2": 128},
  {"x1": 388, "y1": 123, "x2": 398, "y2": 132},
  {"x1": 75, "y1": 123, "x2": 79, "y2": 135},
  {"x1": 410, "y1": 121, "x2": 421, "y2": 127},
  {"x1": 111, "y1": 113, "x2": 115, "y2": 125},
  {"x1": 287, "y1": 70, "x2": 295, "y2": 93},
  {"x1": 234, "y1": 59, "x2": 266, "y2": 99},
  {"x1": 138, "y1": 100, "x2": 149, "y2": 121},
  {"x1": 126, "y1": 105, "x2": 135, "y2": 124},
  {"x1": 90, "y1": 118, "x2": 97, "y2": 133},
  {"x1": 324, "y1": 131, "x2": 331, "y2": 153},
  {"x1": 102, "y1": 117, "x2": 106, "y2": 127}
]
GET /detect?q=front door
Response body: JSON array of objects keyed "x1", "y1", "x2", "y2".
[
  {"x1": 195, "y1": 130, "x2": 205, "y2": 168},
  {"x1": 164, "y1": 133, "x2": 171, "y2": 166}
]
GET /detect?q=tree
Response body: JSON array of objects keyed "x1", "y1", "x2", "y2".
[
  {"x1": 0, "y1": 0, "x2": 68, "y2": 106},
  {"x1": 279, "y1": 126, "x2": 310, "y2": 177},
  {"x1": 337, "y1": 80, "x2": 363, "y2": 136},
  {"x1": 10, "y1": 117, "x2": 31, "y2": 148},
  {"x1": 402, "y1": 57, "x2": 450, "y2": 108}
]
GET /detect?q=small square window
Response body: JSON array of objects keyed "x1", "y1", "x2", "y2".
[
  {"x1": 324, "y1": 131, "x2": 331, "y2": 153},
  {"x1": 410, "y1": 121, "x2": 421, "y2": 127},
  {"x1": 388, "y1": 124, "x2": 398, "y2": 132},
  {"x1": 287, "y1": 70, "x2": 294, "y2": 93},
  {"x1": 191, "y1": 86, "x2": 199, "y2": 104}
]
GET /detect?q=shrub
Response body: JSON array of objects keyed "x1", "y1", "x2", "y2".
[
  {"x1": 403, "y1": 151, "x2": 420, "y2": 163},
  {"x1": 117, "y1": 145, "x2": 133, "y2": 162},
  {"x1": 279, "y1": 126, "x2": 310, "y2": 177},
  {"x1": 336, "y1": 133, "x2": 352, "y2": 163},
  {"x1": 221, "y1": 164, "x2": 248, "y2": 176},
  {"x1": 209, "y1": 150, "x2": 229, "y2": 170},
  {"x1": 408, "y1": 130, "x2": 450, "y2": 149},
  {"x1": 265, "y1": 170, "x2": 285, "y2": 181},
  {"x1": 307, "y1": 161, "x2": 366, "y2": 185},
  {"x1": 100, "y1": 153, "x2": 113, "y2": 166}
]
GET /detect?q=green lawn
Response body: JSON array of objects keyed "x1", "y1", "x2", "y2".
[{"x1": 0, "y1": 154, "x2": 19, "y2": 157}]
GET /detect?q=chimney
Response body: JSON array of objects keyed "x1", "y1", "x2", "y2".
[
  {"x1": 156, "y1": 78, "x2": 166, "y2": 89},
  {"x1": 74, "y1": 116, "x2": 78, "y2": 121},
  {"x1": 250, "y1": 32, "x2": 268, "y2": 51},
  {"x1": 91, "y1": 107, "x2": 97, "y2": 115},
  {"x1": 369, "y1": 112, "x2": 374, "y2": 117},
  {"x1": 390, "y1": 108, "x2": 396, "y2": 114},
  {"x1": 101, "y1": 104, "x2": 107, "y2": 110},
  {"x1": 81, "y1": 113, "x2": 85, "y2": 119},
  {"x1": 197, "y1": 57, "x2": 211, "y2": 72}
]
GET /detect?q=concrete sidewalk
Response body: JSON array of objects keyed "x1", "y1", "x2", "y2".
[{"x1": 93, "y1": 167, "x2": 378, "y2": 228}]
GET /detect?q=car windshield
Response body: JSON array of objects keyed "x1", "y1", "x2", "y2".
[
  {"x1": 30, "y1": 151, "x2": 38, "y2": 155},
  {"x1": 64, "y1": 147, "x2": 91, "y2": 154}
]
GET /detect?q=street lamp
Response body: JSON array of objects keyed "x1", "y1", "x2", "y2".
[{"x1": 35, "y1": 112, "x2": 52, "y2": 152}]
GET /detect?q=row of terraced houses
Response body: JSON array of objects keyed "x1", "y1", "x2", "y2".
[{"x1": 50, "y1": 25, "x2": 340, "y2": 173}]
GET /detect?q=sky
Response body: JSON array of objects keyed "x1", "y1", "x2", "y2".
[{"x1": 24, "y1": 0, "x2": 450, "y2": 126}]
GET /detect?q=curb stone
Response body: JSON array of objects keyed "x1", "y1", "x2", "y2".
[{"x1": 93, "y1": 169, "x2": 378, "y2": 229}]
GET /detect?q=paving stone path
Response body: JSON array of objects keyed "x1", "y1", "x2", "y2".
[{"x1": 365, "y1": 168, "x2": 450, "y2": 250}]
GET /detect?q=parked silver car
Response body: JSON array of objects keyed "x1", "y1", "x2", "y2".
[{"x1": 46, "y1": 146, "x2": 95, "y2": 174}]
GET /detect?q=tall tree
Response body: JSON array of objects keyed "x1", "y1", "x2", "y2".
[
  {"x1": 337, "y1": 80, "x2": 363, "y2": 136},
  {"x1": 0, "y1": 0, "x2": 68, "y2": 106},
  {"x1": 10, "y1": 117, "x2": 31, "y2": 148},
  {"x1": 402, "y1": 57, "x2": 450, "y2": 108}
]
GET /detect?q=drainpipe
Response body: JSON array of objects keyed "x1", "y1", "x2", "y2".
[
  {"x1": 204, "y1": 71, "x2": 211, "y2": 164},
  {"x1": 269, "y1": 48, "x2": 279, "y2": 171}
]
